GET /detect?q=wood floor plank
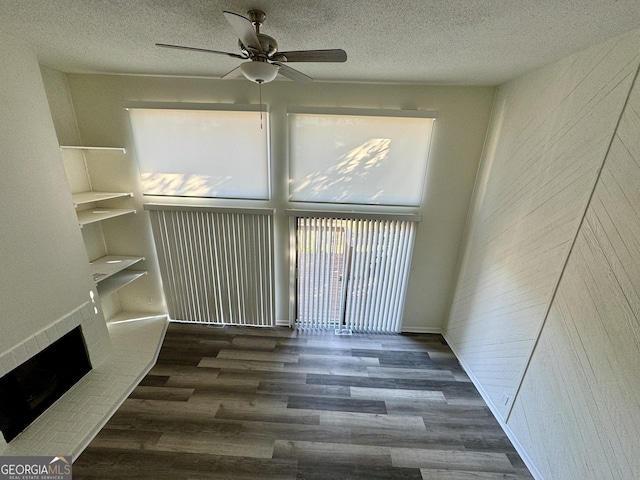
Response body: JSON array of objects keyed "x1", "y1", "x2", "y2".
[
  {"x1": 102, "y1": 411, "x2": 247, "y2": 435},
  {"x1": 138, "y1": 374, "x2": 169, "y2": 387},
  {"x1": 73, "y1": 448, "x2": 180, "y2": 479},
  {"x1": 275, "y1": 344, "x2": 354, "y2": 356},
  {"x1": 349, "y1": 427, "x2": 465, "y2": 450},
  {"x1": 170, "y1": 452, "x2": 298, "y2": 480},
  {"x1": 295, "y1": 461, "x2": 423, "y2": 480},
  {"x1": 81, "y1": 428, "x2": 162, "y2": 450},
  {"x1": 273, "y1": 439, "x2": 392, "y2": 466},
  {"x1": 304, "y1": 339, "x2": 385, "y2": 349},
  {"x1": 164, "y1": 373, "x2": 258, "y2": 389},
  {"x1": 297, "y1": 353, "x2": 381, "y2": 367},
  {"x1": 258, "y1": 380, "x2": 350, "y2": 397},
  {"x1": 198, "y1": 357, "x2": 285, "y2": 371},
  {"x1": 461, "y1": 433, "x2": 521, "y2": 453},
  {"x1": 216, "y1": 349, "x2": 298, "y2": 363},
  {"x1": 230, "y1": 335, "x2": 279, "y2": 350},
  {"x1": 367, "y1": 366, "x2": 457, "y2": 380},
  {"x1": 350, "y1": 386, "x2": 447, "y2": 401},
  {"x1": 188, "y1": 390, "x2": 290, "y2": 410},
  {"x1": 214, "y1": 405, "x2": 320, "y2": 425},
  {"x1": 282, "y1": 363, "x2": 371, "y2": 376},
  {"x1": 390, "y1": 448, "x2": 516, "y2": 473},
  {"x1": 216, "y1": 369, "x2": 308, "y2": 384},
  {"x1": 73, "y1": 323, "x2": 533, "y2": 479},
  {"x1": 287, "y1": 394, "x2": 387, "y2": 414},
  {"x1": 352, "y1": 348, "x2": 461, "y2": 369},
  {"x1": 147, "y1": 363, "x2": 220, "y2": 377},
  {"x1": 236, "y1": 420, "x2": 353, "y2": 444},
  {"x1": 420, "y1": 469, "x2": 525, "y2": 479},
  {"x1": 318, "y1": 411, "x2": 427, "y2": 431},
  {"x1": 115, "y1": 397, "x2": 220, "y2": 416},
  {"x1": 154, "y1": 430, "x2": 275, "y2": 458},
  {"x1": 128, "y1": 385, "x2": 194, "y2": 401}
]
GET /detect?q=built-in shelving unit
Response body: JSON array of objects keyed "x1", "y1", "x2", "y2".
[{"x1": 60, "y1": 145, "x2": 151, "y2": 322}]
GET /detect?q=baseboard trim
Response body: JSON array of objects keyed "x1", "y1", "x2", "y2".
[
  {"x1": 274, "y1": 321, "x2": 442, "y2": 333},
  {"x1": 442, "y1": 331, "x2": 544, "y2": 480},
  {"x1": 401, "y1": 326, "x2": 443, "y2": 334}
]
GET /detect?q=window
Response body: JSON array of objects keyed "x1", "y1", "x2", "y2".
[
  {"x1": 288, "y1": 109, "x2": 434, "y2": 206},
  {"x1": 146, "y1": 205, "x2": 275, "y2": 326},
  {"x1": 128, "y1": 106, "x2": 270, "y2": 199}
]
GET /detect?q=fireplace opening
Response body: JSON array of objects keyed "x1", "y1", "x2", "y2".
[{"x1": 0, "y1": 326, "x2": 92, "y2": 442}]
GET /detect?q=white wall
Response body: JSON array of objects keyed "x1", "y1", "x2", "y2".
[
  {"x1": 0, "y1": 33, "x2": 100, "y2": 354},
  {"x1": 445, "y1": 28, "x2": 640, "y2": 479},
  {"x1": 62, "y1": 75, "x2": 495, "y2": 330}
]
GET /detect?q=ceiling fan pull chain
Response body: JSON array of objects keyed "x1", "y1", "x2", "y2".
[{"x1": 259, "y1": 82, "x2": 263, "y2": 130}]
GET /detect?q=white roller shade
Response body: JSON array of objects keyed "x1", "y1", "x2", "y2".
[
  {"x1": 129, "y1": 107, "x2": 270, "y2": 199},
  {"x1": 289, "y1": 111, "x2": 434, "y2": 206}
]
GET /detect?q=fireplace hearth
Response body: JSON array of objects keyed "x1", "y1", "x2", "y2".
[{"x1": 0, "y1": 327, "x2": 91, "y2": 442}]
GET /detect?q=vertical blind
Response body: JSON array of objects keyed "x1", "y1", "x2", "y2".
[
  {"x1": 296, "y1": 217, "x2": 349, "y2": 329},
  {"x1": 146, "y1": 205, "x2": 275, "y2": 326},
  {"x1": 296, "y1": 215, "x2": 417, "y2": 332}
]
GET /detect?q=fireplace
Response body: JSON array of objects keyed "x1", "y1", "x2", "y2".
[{"x1": 0, "y1": 326, "x2": 91, "y2": 442}]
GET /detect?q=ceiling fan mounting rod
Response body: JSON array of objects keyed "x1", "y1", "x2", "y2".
[{"x1": 247, "y1": 9, "x2": 266, "y2": 33}]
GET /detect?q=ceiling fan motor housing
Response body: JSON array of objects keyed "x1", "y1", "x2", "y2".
[{"x1": 239, "y1": 34, "x2": 278, "y2": 58}]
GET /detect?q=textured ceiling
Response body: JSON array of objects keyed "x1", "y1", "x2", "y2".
[{"x1": 1, "y1": 0, "x2": 640, "y2": 85}]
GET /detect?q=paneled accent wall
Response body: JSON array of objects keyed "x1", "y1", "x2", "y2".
[
  {"x1": 445, "y1": 28, "x2": 640, "y2": 479},
  {"x1": 506, "y1": 60, "x2": 640, "y2": 480},
  {"x1": 445, "y1": 29, "x2": 640, "y2": 421}
]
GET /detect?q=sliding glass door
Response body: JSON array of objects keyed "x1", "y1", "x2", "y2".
[{"x1": 294, "y1": 215, "x2": 416, "y2": 333}]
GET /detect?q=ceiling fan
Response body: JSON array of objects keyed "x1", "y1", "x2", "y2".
[{"x1": 156, "y1": 9, "x2": 347, "y2": 84}]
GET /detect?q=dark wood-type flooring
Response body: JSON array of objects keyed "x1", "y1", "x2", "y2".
[{"x1": 73, "y1": 323, "x2": 534, "y2": 479}]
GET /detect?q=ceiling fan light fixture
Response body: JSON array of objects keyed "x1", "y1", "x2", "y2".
[{"x1": 240, "y1": 61, "x2": 279, "y2": 84}]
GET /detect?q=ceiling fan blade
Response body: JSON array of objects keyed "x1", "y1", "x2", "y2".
[
  {"x1": 223, "y1": 11, "x2": 263, "y2": 54},
  {"x1": 272, "y1": 62, "x2": 313, "y2": 84},
  {"x1": 156, "y1": 43, "x2": 245, "y2": 59},
  {"x1": 276, "y1": 49, "x2": 347, "y2": 63},
  {"x1": 221, "y1": 66, "x2": 244, "y2": 80}
]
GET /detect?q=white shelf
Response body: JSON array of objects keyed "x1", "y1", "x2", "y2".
[
  {"x1": 77, "y1": 208, "x2": 136, "y2": 226},
  {"x1": 60, "y1": 145, "x2": 126, "y2": 153},
  {"x1": 97, "y1": 270, "x2": 147, "y2": 298},
  {"x1": 89, "y1": 255, "x2": 145, "y2": 283},
  {"x1": 107, "y1": 312, "x2": 168, "y2": 325},
  {"x1": 72, "y1": 191, "x2": 133, "y2": 206}
]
